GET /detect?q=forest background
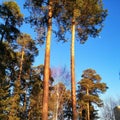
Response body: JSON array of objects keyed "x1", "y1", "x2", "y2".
[{"x1": 0, "y1": 0, "x2": 120, "y2": 120}]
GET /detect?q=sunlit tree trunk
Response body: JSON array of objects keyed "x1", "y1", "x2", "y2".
[
  {"x1": 55, "y1": 86, "x2": 59, "y2": 120},
  {"x1": 71, "y1": 18, "x2": 77, "y2": 120},
  {"x1": 42, "y1": 1, "x2": 52, "y2": 120},
  {"x1": 18, "y1": 47, "x2": 25, "y2": 84},
  {"x1": 86, "y1": 88, "x2": 90, "y2": 120}
]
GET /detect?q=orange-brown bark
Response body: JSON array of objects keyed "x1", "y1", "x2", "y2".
[
  {"x1": 42, "y1": 1, "x2": 52, "y2": 120},
  {"x1": 71, "y1": 18, "x2": 77, "y2": 120}
]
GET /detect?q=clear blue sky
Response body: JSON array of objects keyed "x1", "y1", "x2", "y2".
[{"x1": 2, "y1": 0, "x2": 120, "y2": 99}]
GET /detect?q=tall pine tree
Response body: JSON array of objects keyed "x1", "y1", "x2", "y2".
[{"x1": 55, "y1": 1, "x2": 107, "y2": 119}]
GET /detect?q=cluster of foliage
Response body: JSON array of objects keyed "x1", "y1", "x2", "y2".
[{"x1": 0, "y1": 0, "x2": 108, "y2": 120}]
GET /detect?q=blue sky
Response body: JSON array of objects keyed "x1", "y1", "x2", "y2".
[{"x1": 1, "y1": 0, "x2": 120, "y2": 99}]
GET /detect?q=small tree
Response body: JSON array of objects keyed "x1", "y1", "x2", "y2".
[
  {"x1": 49, "y1": 82, "x2": 70, "y2": 120},
  {"x1": 77, "y1": 69, "x2": 108, "y2": 120},
  {"x1": 50, "y1": 66, "x2": 71, "y2": 119}
]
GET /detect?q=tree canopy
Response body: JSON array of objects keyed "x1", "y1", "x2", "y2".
[
  {"x1": 0, "y1": 1, "x2": 23, "y2": 43},
  {"x1": 77, "y1": 69, "x2": 108, "y2": 120}
]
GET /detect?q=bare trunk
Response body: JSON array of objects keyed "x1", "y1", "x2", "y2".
[
  {"x1": 86, "y1": 88, "x2": 90, "y2": 120},
  {"x1": 42, "y1": 1, "x2": 52, "y2": 120},
  {"x1": 55, "y1": 85, "x2": 59, "y2": 120},
  {"x1": 18, "y1": 47, "x2": 25, "y2": 84},
  {"x1": 71, "y1": 18, "x2": 77, "y2": 120}
]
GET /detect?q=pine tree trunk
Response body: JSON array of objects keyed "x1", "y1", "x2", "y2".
[
  {"x1": 42, "y1": 1, "x2": 52, "y2": 120},
  {"x1": 18, "y1": 47, "x2": 25, "y2": 84},
  {"x1": 86, "y1": 88, "x2": 90, "y2": 120},
  {"x1": 71, "y1": 18, "x2": 77, "y2": 120},
  {"x1": 55, "y1": 86, "x2": 59, "y2": 120}
]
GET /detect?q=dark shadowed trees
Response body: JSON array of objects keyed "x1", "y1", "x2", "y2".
[
  {"x1": 0, "y1": 1, "x2": 23, "y2": 43},
  {"x1": 0, "y1": 1, "x2": 23, "y2": 119},
  {"x1": 0, "y1": 42, "x2": 17, "y2": 120}
]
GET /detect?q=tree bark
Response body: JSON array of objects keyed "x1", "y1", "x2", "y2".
[
  {"x1": 86, "y1": 88, "x2": 90, "y2": 120},
  {"x1": 71, "y1": 18, "x2": 77, "y2": 120},
  {"x1": 42, "y1": 1, "x2": 52, "y2": 120},
  {"x1": 18, "y1": 47, "x2": 25, "y2": 84}
]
